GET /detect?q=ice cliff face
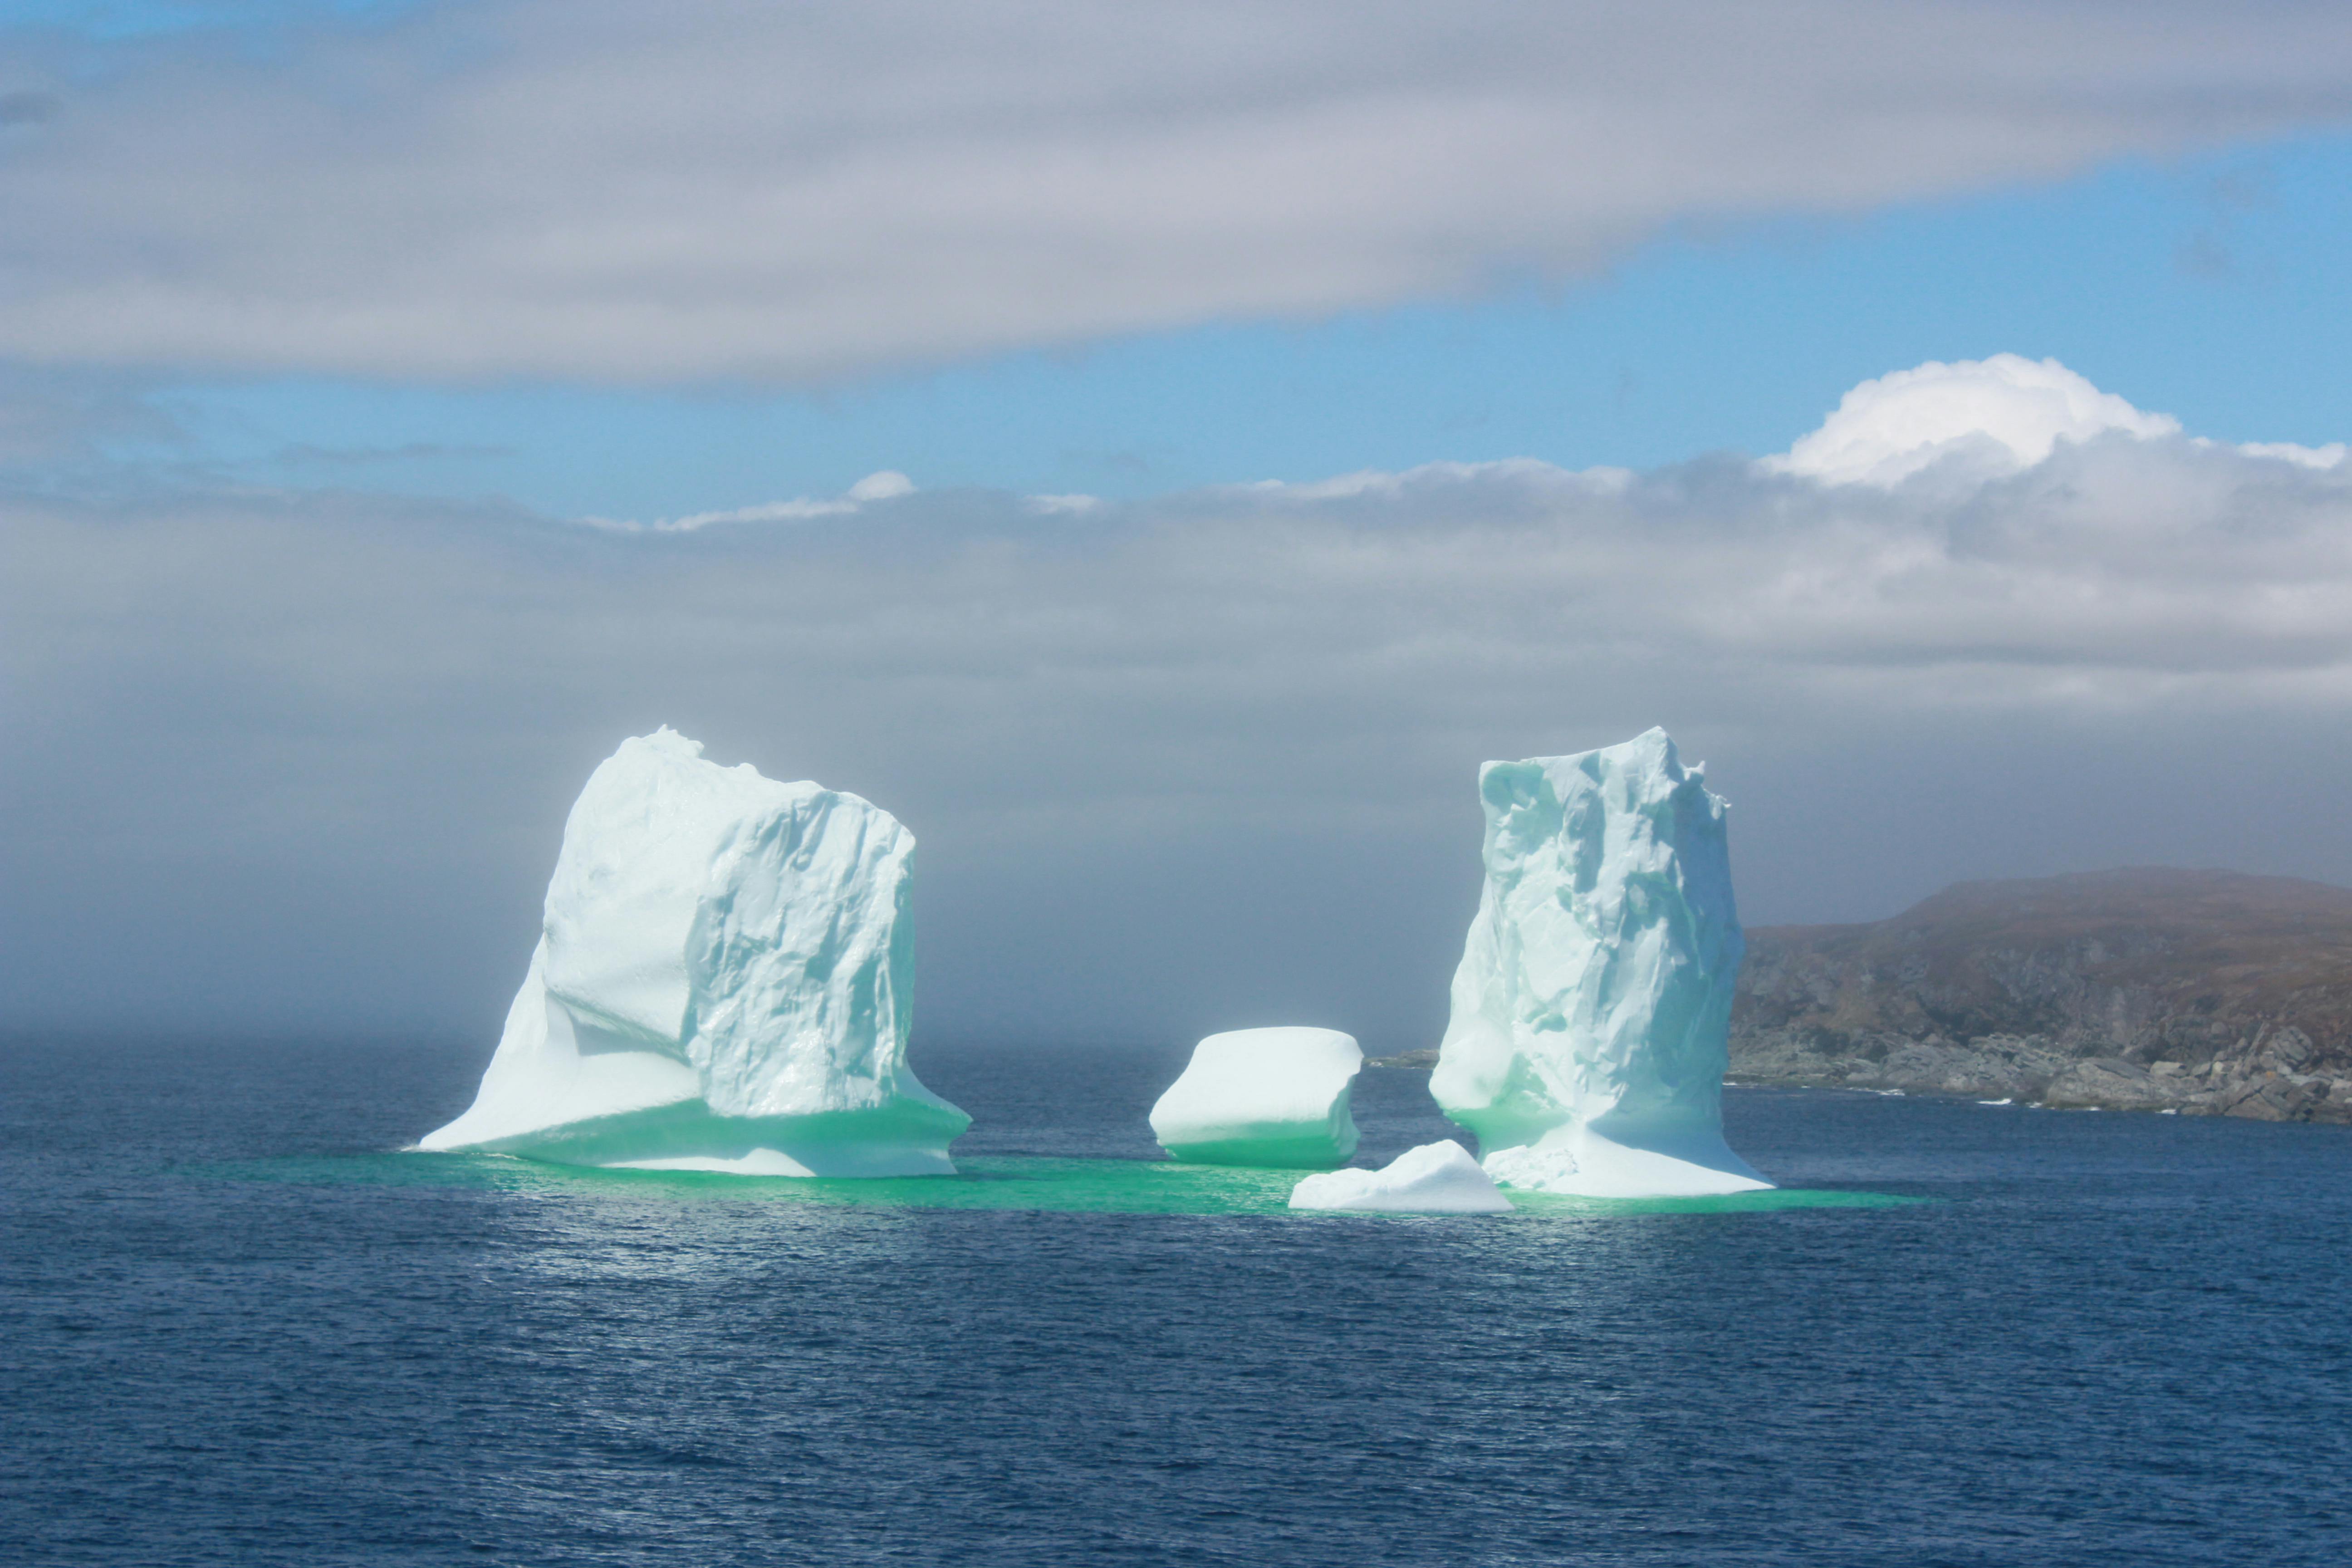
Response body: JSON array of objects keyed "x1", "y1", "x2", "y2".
[
  {"x1": 1149, "y1": 1027, "x2": 1362, "y2": 1167},
  {"x1": 1431, "y1": 729, "x2": 1769, "y2": 1196},
  {"x1": 418, "y1": 729, "x2": 969, "y2": 1174}
]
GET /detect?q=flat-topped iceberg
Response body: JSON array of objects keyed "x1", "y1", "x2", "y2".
[
  {"x1": 1289, "y1": 1141, "x2": 1513, "y2": 1213},
  {"x1": 1431, "y1": 729, "x2": 1770, "y2": 1197},
  {"x1": 1149, "y1": 1027, "x2": 1363, "y2": 1167},
  {"x1": 418, "y1": 728, "x2": 969, "y2": 1175}
]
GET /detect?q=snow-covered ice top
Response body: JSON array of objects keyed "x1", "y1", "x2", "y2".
[
  {"x1": 418, "y1": 728, "x2": 968, "y2": 1175},
  {"x1": 1431, "y1": 729, "x2": 1769, "y2": 1197},
  {"x1": 1289, "y1": 1141, "x2": 1512, "y2": 1214},
  {"x1": 1149, "y1": 1027, "x2": 1363, "y2": 1168}
]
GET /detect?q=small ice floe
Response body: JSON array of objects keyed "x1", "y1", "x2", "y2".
[
  {"x1": 1149, "y1": 1027, "x2": 1363, "y2": 1167},
  {"x1": 1289, "y1": 1141, "x2": 1512, "y2": 1214}
]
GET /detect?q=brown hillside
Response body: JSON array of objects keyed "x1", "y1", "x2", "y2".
[{"x1": 1731, "y1": 868, "x2": 2352, "y2": 1119}]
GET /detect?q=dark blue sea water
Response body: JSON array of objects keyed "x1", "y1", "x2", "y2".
[{"x1": 2, "y1": 1037, "x2": 2348, "y2": 1567}]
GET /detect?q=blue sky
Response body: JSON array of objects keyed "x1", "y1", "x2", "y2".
[
  {"x1": 85, "y1": 132, "x2": 2352, "y2": 519},
  {"x1": 7, "y1": 0, "x2": 408, "y2": 38},
  {"x1": 8, "y1": 0, "x2": 2352, "y2": 519}
]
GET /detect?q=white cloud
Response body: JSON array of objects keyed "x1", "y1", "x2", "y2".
[
  {"x1": 587, "y1": 470, "x2": 916, "y2": 531},
  {"x1": 8, "y1": 358, "x2": 2352, "y2": 1034},
  {"x1": 844, "y1": 470, "x2": 915, "y2": 503},
  {"x1": 1225, "y1": 458, "x2": 1630, "y2": 504},
  {"x1": 1770, "y1": 353, "x2": 2348, "y2": 486},
  {"x1": 3, "y1": 2, "x2": 2352, "y2": 382},
  {"x1": 1767, "y1": 354, "x2": 2181, "y2": 486},
  {"x1": 1023, "y1": 493, "x2": 1104, "y2": 516},
  {"x1": 2234, "y1": 439, "x2": 2349, "y2": 469}
]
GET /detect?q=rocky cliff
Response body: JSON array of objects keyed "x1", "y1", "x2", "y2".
[{"x1": 1730, "y1": 868, "x2": 2352, "y2": 1121}]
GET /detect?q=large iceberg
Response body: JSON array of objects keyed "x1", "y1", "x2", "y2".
[
  {"x1": 418, "y1": 729, "x2": 969, "y2": 1175},
  {"x1": 1431, "y1": 728, "x2": 1770, "y2": 1197},
  {"x1": 1289, "y1": 1141, "x2": 1513, "y2": 1214},
  {"x1": 1149, "y1": 1027, "x2": 1363, "y2": 1167}
]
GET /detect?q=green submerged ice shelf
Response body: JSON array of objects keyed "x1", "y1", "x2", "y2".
[{"x1": 196, "y1": 1151, "x2": 1928, "y2": 1219}]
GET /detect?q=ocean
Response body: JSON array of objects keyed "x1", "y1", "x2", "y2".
[{"x1": 2, "y1": 1037, "x2": 2347, "y2": 1566}]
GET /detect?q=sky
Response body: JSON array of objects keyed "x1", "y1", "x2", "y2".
[{"x1": 6, "y1": 0, "x2": 2352, "y2": 1051}]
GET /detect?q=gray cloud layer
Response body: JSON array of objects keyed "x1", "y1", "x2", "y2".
[
  {"x1": 7, "y1": 431, "x2": 2349, "y2": 1046},
  {"x1": 4, "y1": 0, "x2": 2352, "y2": 381}
]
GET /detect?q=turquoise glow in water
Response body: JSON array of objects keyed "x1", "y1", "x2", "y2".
[{"x1": 204, "y1": 1149, "x2": 1928, "y2": 1217}]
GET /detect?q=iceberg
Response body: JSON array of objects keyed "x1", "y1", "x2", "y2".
[
  {"x1": 1430, "y1": 728, "x2": 1770, "y2": 1197},
  {"x1": 1149, "y1": 1027, "x2": 1363, "y2": 1167},
  {"x1": 1289, "y1": 1141, "x2": 1513, "y2": 1214},
  {"x1": 418, "y1": 728, "x2": 969, "y2": 1175}
]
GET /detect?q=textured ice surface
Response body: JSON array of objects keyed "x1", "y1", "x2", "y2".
[
  {"x1": 1289, "y1": 1141, "x2": 1512, "y2": 1213},
  {"x1": 1431, "y1": 728, "x2": 1770, "y2": 1197},
  {"x1": 418, "y1": 729, "x2": 968, "y2": 1174},
  {"x1": 1149, "y1": 1028, "x2": 1362, "y2": 1167}
]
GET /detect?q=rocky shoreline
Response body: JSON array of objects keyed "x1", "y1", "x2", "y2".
[
  {"x1": 1380, "y1": 868, "x2": 2352, "y2": 1123},
  {"x1": 1727, "y1": 1025, "x2": 2352, "y2": 1121},
  {"x1": 1374, "y1": 1036, "x2": 2352, "y2": 1119},
  {"x1": 1733, "y1": 868, "x2": 2352, "y2": 1122},
  {"x1": 1373, "y1": 1034, "x2": 2352, "y2": 1123}
]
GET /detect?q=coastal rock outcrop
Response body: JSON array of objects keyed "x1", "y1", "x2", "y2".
[{"x1": 1729, "y1": 869, "x2": 2352, "y2": 1121}]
